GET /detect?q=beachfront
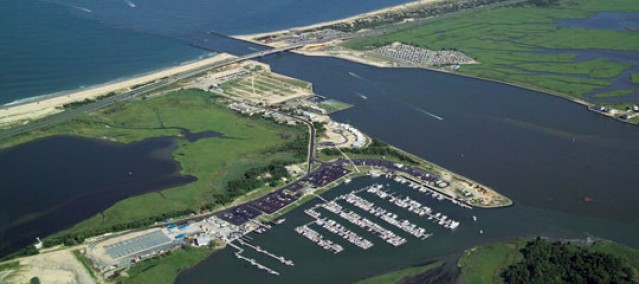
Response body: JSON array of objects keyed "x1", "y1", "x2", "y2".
[{"x1": 0, "y1": 53, "x2": 234, "y2": 128}]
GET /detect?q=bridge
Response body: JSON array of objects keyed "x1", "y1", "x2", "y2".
[{"x1": 0, "y1": 44, "x2": 304, "y2": 140}]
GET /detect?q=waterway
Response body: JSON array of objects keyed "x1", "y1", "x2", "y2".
[
  {"x1": 0, "y1": 0, "x2": 415, "y2": 105},
  {"x1": 177, "y1": 53, "x2": 639, "y2": 283},
  {"x1": 0, "y1": 136, "x2": 195, "y2": 256},
  {"x1": 553, "y1": 12, "x2": 639, "y2": 102},
  {"x1": 557, "y1": 12, "x2": 639, "y2": 33},
  {"x1": 2, "y1": 1, "x2": 638, "y2": 282}
]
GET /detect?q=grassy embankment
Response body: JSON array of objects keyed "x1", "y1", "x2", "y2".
[
  {"x1": 631, "y1": 73, "x2": 639, "y2": 84},
  {"x1": 318, "y1": 99, "x2": 353, "y2": 114},
  {"x1": 345, "y1": 0, "x2": 639, "y2": 103},
  {"x1": 118, "y1": 246, "x2": 216, "y2": 284},
  {"x1": 355, "y1": 261, "x2": 444, "y2": 284},
  {"x1": 457, "y1": 238, "x2": 639, "y2": 284},
  {"x1": 72, "y1": 250, "x2": 98, "y2": 281},
  {"x1": 0, "y1": 261, "x2": 20, "y2": 272},
  {"x1": 0, "y1": 89, "x2": 306, "y2": 242}
]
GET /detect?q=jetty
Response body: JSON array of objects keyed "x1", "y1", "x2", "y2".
[
  {"x1": 237, "y1": 239, "x2": 294, "y2": 266},
  {"x1": 228, "y1": 242, "x2": 280, "y2": 275}
]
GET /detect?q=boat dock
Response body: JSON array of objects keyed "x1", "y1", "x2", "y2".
[
  {"x1": 295, "y1": 225, "x2": 344, "y2": 254},
  {"x1": 340, "y1": 192, "x2": 432, "y2": 240},
  {"x1": 393, "y1": 175, "x2": 472, "y2": 209},
  {"x1": 309, "y1": 202, "x2": 406, "y2": 246},
  {"x1": 228, "y1": 242, "x2": 280, "y2": 276},
  {"x1": 237, "y1": 239, "x2": 294, "y2": 266},
  {"x1": 313, "y1": 217, "x2": 374, "y2": 250},
  {"x1": 366, "y1": 184, "x2": 460, "y2": 230}
]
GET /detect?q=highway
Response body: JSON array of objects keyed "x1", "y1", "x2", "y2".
[{"x1": 0, "y1": 44, "x2": 304, "y2": 141}]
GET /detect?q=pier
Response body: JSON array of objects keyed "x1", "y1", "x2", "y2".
[
  {"x1": 295, "y1": 225, "x2": 344, "y2": 254},
  {"x1": 228, "y1": 242, "x2": 281, "y2": 275},
  {"x1": 237, "y1": 239, "x2": 294, "y2": 266},
  {"x1": 313, "y1": 217, "x2": 374, "y2": 250},
  {"x1": 307, "y1": 203, "x2": 406, "y2": 246},
  {"x1": 339, "y1": 192, "x2": 432, "y2": 240},
  {"x1": 366, "y1": 184, "x2": 460, "y2": 230}
]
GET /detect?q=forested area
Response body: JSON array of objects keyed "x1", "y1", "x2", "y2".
[{"x1": 502, "y1": 238, "x2": 637, "y2": 284}]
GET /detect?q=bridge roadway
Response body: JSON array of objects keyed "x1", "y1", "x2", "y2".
[{"x1": 0, "y1": 44, "x2": 304, "y2": 140}]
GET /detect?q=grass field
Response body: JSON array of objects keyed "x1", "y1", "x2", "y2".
[
  {"x1": 457, "y1": 238, "x2": 639, "y2": 284},
  {"x1": 0, "y1": 89, "x2": 306, "y2": 238},
  {"x1": 121, "y1": 246, "x2": 215, "y2": 284},
  {"x1": 593, "y1": 89, "x2": 635, "y2": 98},
  {"x1": 0, "y1": 261, "x2": 20, "y2": 272},
  {"x1": 318, "y1": 99, "x2": 353, "y2": 114},
  {"x1": 355, "y1": 261, "x2": 444, "y2": 284},
  {"x1": 457, "y1": 239, "x2": 527, "y2": 284},
  {"x1": 346, "y1": 0, "x2": 639, "y2": 102},
  {"x1": 632, "y1": 73, "x2": 639, "y2": 84}
]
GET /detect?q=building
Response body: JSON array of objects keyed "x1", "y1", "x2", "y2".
[{"x1": 194, "y1": 235, "x2": 212, "y2": 247}]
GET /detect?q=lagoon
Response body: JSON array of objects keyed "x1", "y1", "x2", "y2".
[{"x1": 0, "y1": 136, "x2": 194, "y2": 256}]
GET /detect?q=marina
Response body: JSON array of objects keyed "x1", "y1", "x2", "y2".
[
  {"x1": 294, "y1": 225, "x2": 344, "y2": 254},
  {"x1": 366, "y1": 184, "x2": 460, "y2": 230},
  {"x1": 339, "y1": 192, "x2": 432, "y2": 240},
  {"x1": 312, "y1": 202, "x2": 407, "y2": 247},
  {"x1": 313, "y1": 218, "x2": 374, "y2": 250}
]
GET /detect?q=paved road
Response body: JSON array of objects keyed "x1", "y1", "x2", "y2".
[{"x1": 0, "y1": 45, "x2": 303, "y2": 141}]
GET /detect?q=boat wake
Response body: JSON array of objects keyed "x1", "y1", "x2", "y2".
[
  {"x1": 353, "y1": 92, "x2": 368, "y2": 100},
  {"x1": 415, "y1": 107, "x2": 444, "y2": 121},
  {"x1": 70, "y1": 4, "x2": 92, "y2": 13},
  {"x1": 348, "y1": 72, "x2": 363, "y2": 80},
  {"x1": 45, "y1": 0, "x2": 93, "y2": 13},
  {"x1": 124, "y1": 0, "x2": 136, "y2": 8}
]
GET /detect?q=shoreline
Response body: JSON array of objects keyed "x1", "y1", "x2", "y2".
[
  {"x1": 232, "y1": 0, "x2": 444, "y2": 43},
  {"x1": 295, "y1": 46, "x2": 638, "y2": 127},
  {"x1": 0, "y1": 53, "x2": 235, "y2": 128}
]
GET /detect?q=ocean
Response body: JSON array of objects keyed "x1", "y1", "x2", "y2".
[{"x1": 0, "y1": 0, "x2": 414, "y2": 105}]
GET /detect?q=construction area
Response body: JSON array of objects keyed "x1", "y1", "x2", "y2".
[
  {"x1": 318, "y1": 121, "x2": 369, "y2": 149},
  {"x1": 190, "y1": 62, "x2": 313, "y2": 106}
]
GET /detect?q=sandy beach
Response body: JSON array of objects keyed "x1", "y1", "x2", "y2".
[
  {"x1": 0, "y1": 0, "x2": 447, "y2": 130},
  {"x1": 0, "y1": 53, "x2": 235, "y2": 128},
  {"x1": 0, "y1": 249, "x2": 94, "y2": 284},
  {"x1": 233, "y1": 0, "x2": 444, "y2": 43}
]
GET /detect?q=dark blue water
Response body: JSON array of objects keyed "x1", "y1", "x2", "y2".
[
  {"x1": 0, "y1": 0, "x2": 205, "y2": 105},
  {"x1": 264, "y1": 54, "x2": 639, "y2": 223},
  {"x1": 0, "y1": 0, "x2": 414, "y2": 105},
  {"x1": 178, "y1": 52, "x2": 639, "y2": 284},
  {"x1": 0, "y1": 136, "x2": 195, "y2": 257},
  {"x1": 557, "y1": 12, "x2": 639, "y2": 33}
]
